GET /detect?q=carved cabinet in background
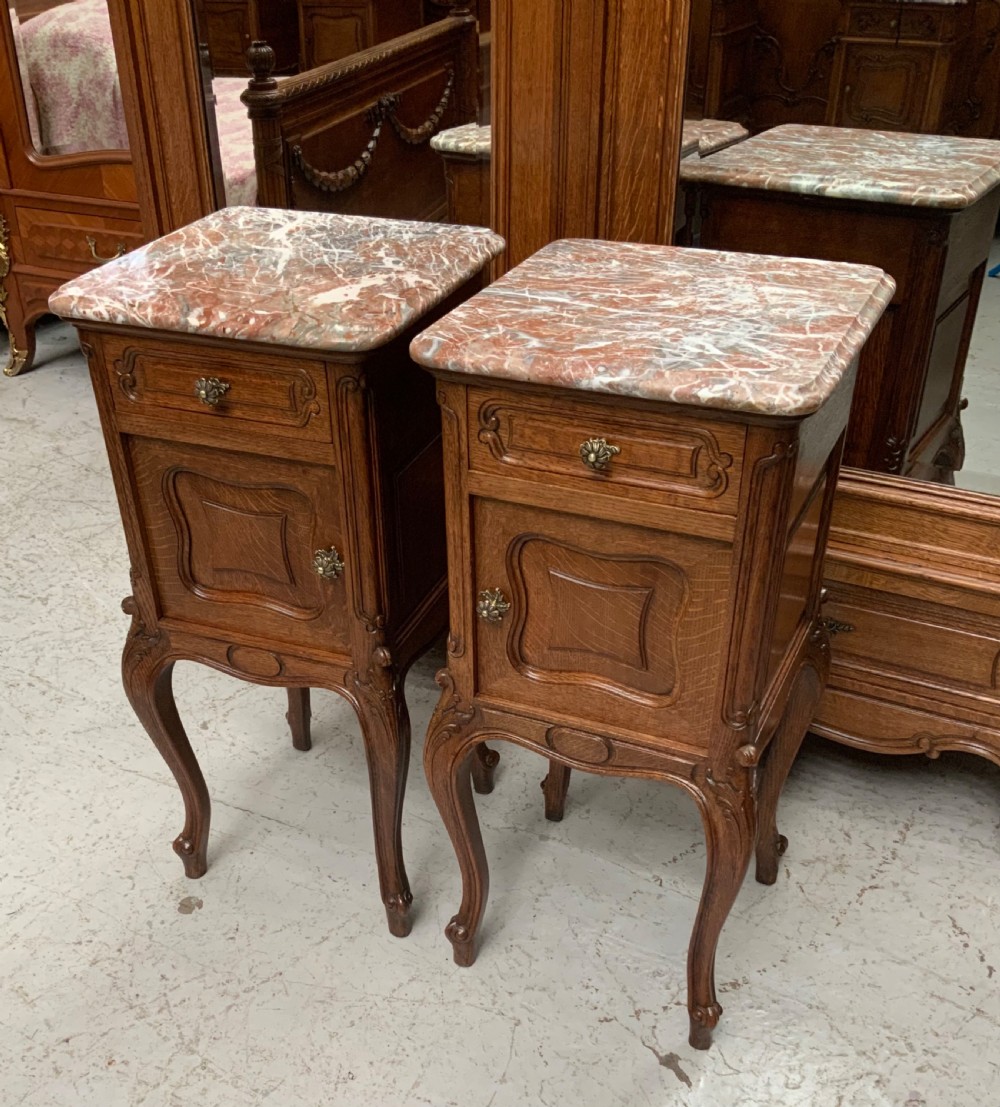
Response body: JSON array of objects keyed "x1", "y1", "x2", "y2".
[
  {"x1": 297, "y1": 0, "x2": 423, "y2": 68},
  {"x1": 826, "y1": 0, "x2": 976, "y2": 133},
  {"x1": 194, "y1": 0, "x2": 300, "y2": 75}
]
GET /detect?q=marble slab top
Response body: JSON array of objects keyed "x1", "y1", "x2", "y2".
[
  {"x1": 48, "y1": 207, "x2": 505, "y2": 352},
  {"x1": 682, "y1": 117, "x2": 750, "y2": 157},
  {"x1": 410, "y1": 239, "x2": 894, "y2": 417},
  {"x1": 680, "y1": 124, "x2": 1000, "y2": 208},
  {"x1": 431, "y1": 122, "x2": 491, "y2": 159}
]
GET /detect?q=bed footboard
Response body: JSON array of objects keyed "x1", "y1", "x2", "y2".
[{"x1": 243, "y1": 15, "x2": 478, "y2": 221}]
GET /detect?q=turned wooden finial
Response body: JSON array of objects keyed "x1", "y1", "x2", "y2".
[{"x1": 246, "y1": 40, "x2": 277, "y2": 89}]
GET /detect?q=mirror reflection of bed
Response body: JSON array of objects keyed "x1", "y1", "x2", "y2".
[
  {"x1": 681, "y1": 0, "x2": 1000, "y2": 774},
  {"x1": 0, "y1": 0, "x2": 491, "y2": 374}
]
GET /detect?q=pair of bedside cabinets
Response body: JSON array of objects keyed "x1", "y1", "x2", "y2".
[{"x1": 50, "y1": 207, "x2": 893, "y2": 1049}]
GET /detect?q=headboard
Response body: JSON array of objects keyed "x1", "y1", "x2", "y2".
[{"x1": 242, "y1": 14, "x2": 478, "y2": 222}]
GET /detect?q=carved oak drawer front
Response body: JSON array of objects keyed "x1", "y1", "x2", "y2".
[
  {"x1": 468, "y1": 389, "x2": 744, "y2": 513},
  {"x1": 823, "y1": 591, "x2": 1000, "y2": 698},
  {"x1": 471, "y1": 498, "x2": 733, "y2": 746},
  {"x1": 103, "y1": 336, "x2": 333, "y2": 444},
  {"x1": 130, "y1": 436, "x2": 351, "y2": 654},
  {"x1": 847, "y1": 5, "x2": 946, "y2": 40},
  {"x1": 16, "y1": 206, "x2": 144, "y2": 274}
]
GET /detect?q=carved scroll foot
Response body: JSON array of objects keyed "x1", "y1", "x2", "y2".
[
  {"x1": 471, "y1": 743, "x2": 499, "y2": 794},
  {"x1": 689, "y1": 1003, "x2": 723, "y2": 1051},
  {"x1": 687, "y1": 770, "x2": 756, "y2": 1050},
  {"x1": 755, "y1": 638, "x2": 826, "y2": 886},
  {"x1": 2, "y1": 323, "x2": 34, "y2": 377},
  {"x1": 286, "y1": 687, "x2": 312, "y2": 752},
  {"x1": 384, "y1": 892, "x2": 413, "y2": 938},
  {"x1": 425, "y1": 672, "x2": 489, "y2": 966},
  {"x1": 540, "y1": 760, "x2": 571, "y2": 821},
  {"x1": 351, "y1": 668, "x2": 414, "y2": 938},
  {"x1": 121, "y1": 608, "x2": 210, "y2": 879},
  {"x1": 445, "y1": 917, "x2": 477, "y2": 966}
]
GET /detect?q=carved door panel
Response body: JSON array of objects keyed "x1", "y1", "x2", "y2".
[
  {"x1": 299, "y1": 1, "x2": 374, "y2": 67},
  {"x1": 471, "y1": 498, "x2": 733, "y2": 746},
  {"x1": 833, "y1": 45, "x2": 933, "y2": 131},
  {"x1": 129, "y1": 436, "x2": 351, "y2": 654},
  {"x1": 198, "y1": 0, "x2": 254, "y2": 74}
]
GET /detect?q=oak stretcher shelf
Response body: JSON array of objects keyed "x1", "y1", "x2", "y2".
[
  {"x1": 49, "y1": 206, "x2": 502, "y2": 937},
  {"x1": 411, "y1": 238, "x2": 893, "y2": 1049}
]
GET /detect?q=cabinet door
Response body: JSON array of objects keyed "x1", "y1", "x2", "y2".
[
  {"x1": 471, "y1": 499, "x2": 733, "y2": 747},
  {"x1": 299, "y1": 1, "x2": 374, "y2": 67},
  {"x1": 129, "y1": 437, "x2": 351, "y2": 655},
  {"x1": 200, "y1": 1, "x2": 254, "y2": 75},
  {"x1": 833, "y1": 44, "x2": 933, "y2": 131}
]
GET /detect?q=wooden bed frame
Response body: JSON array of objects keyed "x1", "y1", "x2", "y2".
[{"x1": 240, "y1": 14, "x2": 477, "y2": 221}]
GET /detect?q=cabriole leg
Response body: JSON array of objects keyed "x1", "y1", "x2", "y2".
[
  {"x1": 122, "y1": 623, "x2": 210, "y2": 878},
  {"x1": 471, "y1": 742, "x2": 500, "y2": 794},
  {"x1": 540, "y1": 760, "x2": 571, "y2": 821},
  {"x1": 756, "y1": 658, "x2": 824, "y2": 886},
  {"x1": 353, "y1": 672, "x2": 413, "y2": 938},
  {"x1": 687, "y1": 775, "x2": 756, "y2": 1050},
  {"x1": 286, "y1": 687, "x2": 312, "y2": 752},
  {"x1": 424, "y1": 698, "x2": 489, "y2": 966}
]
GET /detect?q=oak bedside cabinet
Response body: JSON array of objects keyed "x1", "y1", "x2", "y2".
[
  {"x1": 49, "y1": 207, "x2": 502, "y2": 937},
  {"x1": 410, "y1": 239, "x2": 894, "y2": 1047}
]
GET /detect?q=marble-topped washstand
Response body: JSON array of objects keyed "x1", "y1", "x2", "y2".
[
  {"x1": 681, "y1": 117, "x2": 750, "y2": 158},
  {"x1": 680, "y1": 124, "x2": 1000, "y2": 209},
  {"x1": 49, "y1": 206, "x2": 504, "y2": 351},
  {"x1": 411, "y1": 238, "x2": 894, "y2": 417},
  {"x1": 47, "y1": 203, "x2": 504, "y2": 940},
  {"x1": 412, "y1": 236, "x2": 891, "y2": 1051},
  {"x1": 430, "y1": 122, "x2": 491, "y2": 161},
  {"x1": 677, "y1": 124, "x2": 1000, "y2": 478}
]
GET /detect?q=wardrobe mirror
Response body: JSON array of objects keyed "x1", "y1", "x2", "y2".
[
  {"x1": 186, "y1": 0, "x2": 490, "y2": 215},
  {"x1": 3, "y1": 0, "x2": 129, "y2": 157},
  {"x1": 683, "y1": 0, "x2": 1000, "y2": 498}
]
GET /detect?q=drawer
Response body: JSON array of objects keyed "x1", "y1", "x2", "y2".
[
  {"x1": 102, "y1": 335, "x2": 334, "y2": 446},
  {"x1": 847, "y1": 4, "x2": 950, "y2": 42},
  {"x1": 467, "y1": 387, "x2": 744, "y2": 514},
  {"x1": 847, "y1": 6, "x2": 904, "y2": 39},
  {"x1": 15, "y1": 206, "x2": 144, "y2": 274},
  {"x1": 823, "y1": 588, "x2": 1000, "y2": 697},
  {"x1": 471, "y1": 497, "x2": 733, "y2": 745}
]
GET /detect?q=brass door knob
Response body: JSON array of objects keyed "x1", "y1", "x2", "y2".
[
  {"x1": 194, "y1": 377, "x2": 231, "y2": 407},
  {"x1": 313, "y1": 547, "x2": 345, "y2": 580},
  {"x1": 579, "y1": 437, "x2": 621, "y2": 471},
  {"x1": 476, "y1": 588, "x2": 510, "y2": 623}
]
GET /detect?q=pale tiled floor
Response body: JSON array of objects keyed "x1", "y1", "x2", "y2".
[{"x1": 2, "y1": 272, "x2": 999, "y2": 1106}]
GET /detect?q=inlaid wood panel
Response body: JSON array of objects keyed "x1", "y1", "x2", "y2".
[
  {"x1": 15, "y1": 207, "x2": 145, "y2": 274},
  {"x1": 129, "y1": 436, "x2": 351, "y2": 653}
]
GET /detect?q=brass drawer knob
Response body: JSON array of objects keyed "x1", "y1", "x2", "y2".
[
  {"x1": 476, "y1": 588, "x2": 510, "y2": 623},
  {"x1": 194, "y1": 376, "x2": 231, "y2": 407},
  {"x1": 579, "y1": 437, "x2": 621, "y2": 471},
  {"x1": 313, "y1": 547, "x2": 345, "y2": 580},
  {"x1": 86, "y1": 235, "x2": 126, "y2": 263}
]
